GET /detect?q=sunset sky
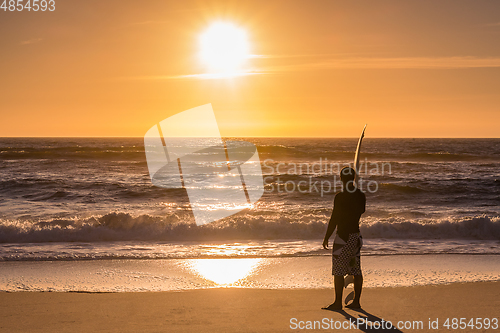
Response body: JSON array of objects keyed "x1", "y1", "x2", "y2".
[{"x1": 0, "y1": 0, "x2": 499, "y2": 137}]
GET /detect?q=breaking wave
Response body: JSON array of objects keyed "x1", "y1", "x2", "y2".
[{"x1": 0, "y1": 212, "x2": 499, "y2": 243}]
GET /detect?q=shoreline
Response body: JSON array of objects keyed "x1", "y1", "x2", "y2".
[
  {"x1": 1, "y1": 254, "x2": 499, "y2": 292},
  {"x1": 0, "y1": 281, "x2": 498, "y2": 332},
  {"x1": 1, "y1": 278, "x2": 499, "y2": 293}
]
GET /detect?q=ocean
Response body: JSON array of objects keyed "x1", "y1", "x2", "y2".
[{"x1": 0, "y1": 138, "x2": 499, "y2": 291}]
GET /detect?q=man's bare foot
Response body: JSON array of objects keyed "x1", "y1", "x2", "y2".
[
  {"x1": 322, "y1": 302, "x2": 342, "y2": 311},
  {"x1": 345, "y1": 302, "x2": 361, "y2": 309}
]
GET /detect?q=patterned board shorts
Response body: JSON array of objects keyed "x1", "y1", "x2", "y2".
[{"x1": 332, "y1": 232, "x2": 363, "y2": 276}]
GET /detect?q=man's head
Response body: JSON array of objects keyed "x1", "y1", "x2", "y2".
[{"x1": 340, "y1": 166, "x2": 356, "y2": 185}]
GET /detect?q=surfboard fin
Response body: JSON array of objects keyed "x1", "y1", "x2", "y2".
[
  {"x1": 344, "y1": 274, "x2": 354, "y2": 288},
  {"x1": 344, "y1": 291, "x2": 355, "y2": 305}
]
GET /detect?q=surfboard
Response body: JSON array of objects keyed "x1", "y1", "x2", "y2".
[
  {"x1": 344, "y1": 125, "x2": 366, "y2": 305},
  {"x1": 344, "y1": 274, "x2": 354, "y2": 288},
  {"x1": 344, "y1": 290, "x2": 355, "y2": 305},
  {"x1": 344, "y1": 274, "x2": 355, "y2": 305},
  {"x1": 353, "y1": 124, "x2": 367, "y2": 176}
]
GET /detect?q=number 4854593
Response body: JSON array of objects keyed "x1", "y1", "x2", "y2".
[{"x1": 1, "y1": 0, "x2": 55, "y2": 11}]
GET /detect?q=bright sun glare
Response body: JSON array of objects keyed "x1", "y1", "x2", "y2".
[
  {"x1": 199, "y1": 22, "x2": 250, "y2": 73},
  {"x1": 187, "y1": 258, "x2": 261, "y2": 285}
]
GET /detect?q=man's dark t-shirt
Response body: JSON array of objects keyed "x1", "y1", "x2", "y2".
[{"x1": 328, "y1": 189, "x2": 366, "y2": 241}]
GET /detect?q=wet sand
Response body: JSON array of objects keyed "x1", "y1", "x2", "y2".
[
  {"x1": 0, "y1": 281, "x2": 498, "y2": 332},
  {"x1": 2, "y1": 255, "x2": 499, "y2": 292}
]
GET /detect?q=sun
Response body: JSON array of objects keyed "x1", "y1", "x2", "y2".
[{"x1": 199, "y1": 22, "x2": 250, "y2": 73}]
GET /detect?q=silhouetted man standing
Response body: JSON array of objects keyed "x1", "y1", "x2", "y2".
[{"x1": 323, "y1": 166, "x2": 366, "y2": 310}]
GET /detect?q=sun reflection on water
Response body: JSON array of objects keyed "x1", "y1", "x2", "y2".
[{"x1": 185, "y1": 258, "x2": 262, "y2": 286}]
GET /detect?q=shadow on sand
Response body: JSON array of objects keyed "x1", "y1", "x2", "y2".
[{"x1": 322, "y1": 307, "x2": 404, "y2": 333}]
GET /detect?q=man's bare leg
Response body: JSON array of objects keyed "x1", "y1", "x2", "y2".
[
  {"x1": 325, "y1": 275, "x2": 344, "y2": 310},
  {"x1": 346, "y1": 274, "x2": 363, "y2": 309}
]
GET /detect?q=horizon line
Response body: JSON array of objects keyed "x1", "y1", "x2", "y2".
[{"x1": 0, "y1": 136, "x2": 498, "y2": 139}]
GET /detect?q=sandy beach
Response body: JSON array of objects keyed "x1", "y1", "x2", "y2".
[{"x1": 0, "y1": 281, "x2": 498, "y2": 332}]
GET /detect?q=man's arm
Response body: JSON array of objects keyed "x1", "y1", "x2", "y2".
[
  {"x1": 323, "y1": 196, "x2": 339, "y2": 249},
  {"x1": 360, "y1": 191, "x2": 366, "y2": 214}
]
